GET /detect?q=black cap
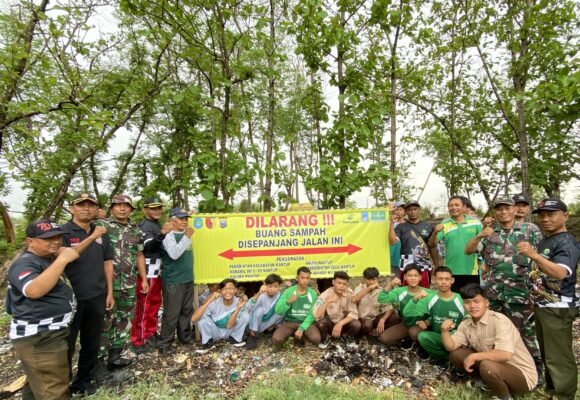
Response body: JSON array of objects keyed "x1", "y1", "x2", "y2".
[
  {"x1": 532, "y1": 198, "x2": 568, "y2": 214},
  {"x1": 143, "y1": 196, "x2": 163, "y2": 208},
  {"x1": 71, "y1": 193, "x2": 98, "y2": 206},
  {"x1": 512, "y1": 193, "x2": 529, "y2": 205},
  {"x1": 404, "y1": 200, "x2": 420, "y2": 208},
  {"x1": 26, "y1": 220, "x2": 64, "y2": 239},
  {"x1": 493, "y1": 198, "x2": 515, "y2": 208}
]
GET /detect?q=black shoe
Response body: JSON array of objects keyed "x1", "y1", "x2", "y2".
[
  {"x1": 158, "y1": 345, "x2": 174, "y2": 355},
  {"x1": 400, "y1": 338, "x2": 414, "y2": 351},
  {"x1": 107, "y1": 348, "x2": 134, "y2": 369},
  {"x1": 109, "y1": 370, "x2": 134, "y2": 385},
  {"x1": 70, "y1": 380, "x2": 96, "y2": 396},
  {"x1": 417, "y1": 345, "x2": 431, "y2": 361},
  {"x1": 179, "y1": 337, "x2": 196, "y2": 345},
  {"x1": 195, "y1": 339, "x2": 216, "y2": 354},
  {"x1": 246, "y1": 335, "x2": 258, "y2": 350},
  {"x1": 132, "y1": 343, "x2": 149, "y2": 354},
  {"x1": 93, "y1": 362, "x2": 112, "y2": 382},
  {"x1": 229, "y1": 336, "x2": 246, "y2": 347},
  {"x1": 146, "y1": 334, "x2": 161, "y2": 347}
]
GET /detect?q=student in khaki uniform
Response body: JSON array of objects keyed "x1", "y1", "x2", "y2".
[
  {"x1": 351, "y1": 267, "x2": 390, "y2": 336},
  {"x1": 314, "y1": 271, "x2": 360, "y2": 348},
  {"x1": 441, "y1": 284, "x2": 537, "y2": 400}
]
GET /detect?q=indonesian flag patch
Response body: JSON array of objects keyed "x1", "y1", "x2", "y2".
[{"x1": 18, "y1": 271, "x2": 32, "y2": 280}]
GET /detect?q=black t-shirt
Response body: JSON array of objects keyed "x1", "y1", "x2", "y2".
[
  {"x1": 395, "y1": 220, "x2": 434, "y2": 270},
  {"x1": 139, "y1": 218, "x2": 164, "y2": 260},
  {"x1": 533, "y1": 232, "x2": 580, "y2": 307},
  {"x1": 62, "y1": 220, "x2": 114, "y2": 300},
  {"x1": 7, "y1": 251, "x2": 74, "y2": 338}
]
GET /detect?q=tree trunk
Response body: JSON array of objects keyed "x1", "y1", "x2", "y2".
[
  {"x1": 263, "y1": 0, "x2": 276, "y2": 211},
  {"x1": 337, "y1": 10, "x2": 346, "y2": 209},
  {"x1": 0, "y1": 202, "x2": 15, "y2": 244}
]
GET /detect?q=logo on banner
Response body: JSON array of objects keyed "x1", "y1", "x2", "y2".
[{"x1": 194, "y1": 218, "x2": 203, "y2": 229}]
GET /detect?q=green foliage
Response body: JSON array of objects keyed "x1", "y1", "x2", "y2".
[{"x1": 0, "y1": 0, "x2": 577, "y2": 217}]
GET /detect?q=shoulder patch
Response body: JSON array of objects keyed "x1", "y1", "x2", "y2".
[{"x1": 18, "y1": 271, "x2": 32, "y2": 280}]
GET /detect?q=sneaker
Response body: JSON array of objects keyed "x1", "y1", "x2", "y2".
[
  {"x1": 400, "y1": 338, "x2": 415, "y2": 351},
  {"x1": 229, "y1": 337, "x2": 246, "y2": 347},
  {"x1": 417, "y1": 345, "x2": 431, "y2": 361},
  {"x1": 469, "y1": 378, "x2": 490, "y2": 392},
  {"x1": 195, "y1": 339, "x2": 216, "y2": 354},
  {"x1": 451, "y1": 367, "x2": 466, "y2": 378},
  {"x1": 434, "y1": 359, "x2": 450, "y2": 371},
  {"x1": 318, "y1": 337, "x2": 332, "y2": 350},
  {"x1": 246, "y1": 335, "x2": 258, "y2": 350}
]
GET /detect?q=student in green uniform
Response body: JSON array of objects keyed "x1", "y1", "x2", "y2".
[
  {"x1": 272, "y1": 267, "x2": 321, "y2": 346},
  {"x1": 404, "y1": 267, "x2": 466, "y2": 364},
  {"x1": 377, "y1": 264, "x2": 435, "y2": 347}
]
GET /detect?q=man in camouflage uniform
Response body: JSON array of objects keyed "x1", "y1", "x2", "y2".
[
  {"x1": 465, "y1": 197, "x2": 543, "y2": 377},
  {"x1": 96, "y1": 194, "x2": 148, "y2": 370}
]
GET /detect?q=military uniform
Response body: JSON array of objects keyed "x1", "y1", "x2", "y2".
[
  {"x1": 95, "y1": 216, "x2": 144, "y2": 356},
  {"x1": 479, "y1": 221, "x2": 542, "y2": 371}
]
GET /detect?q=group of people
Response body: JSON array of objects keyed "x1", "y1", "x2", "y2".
[
  {"x1": 5, "y1": 192, "x2": 579, "y2": 400},
  {"x1": 387, "y1": 195, "x2": 578, "y2": 400}
]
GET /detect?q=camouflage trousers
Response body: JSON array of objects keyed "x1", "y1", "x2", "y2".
[
  {"x1": 99, "y1": 287, "x2": 136, "y2": 357},
  {"x1": 489, "y1": 299, "x2": 542, "y2": 372}
]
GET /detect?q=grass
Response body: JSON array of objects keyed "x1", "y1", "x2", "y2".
[
  {"x1": 0, "y1": 311, "x2": 11, "y2": 329},
  {"x1": 93, "y1": 373, "x2": 409, "y2": 400},
  {"x1": 93, "y1": 371, "x2": 575, "y2": 400},
  {"x1": 93, "y1": 377, "x2": 220, "y2": 400},
  {"x1": 240, "y1": 374, "x2": 406, "y2": 400}
]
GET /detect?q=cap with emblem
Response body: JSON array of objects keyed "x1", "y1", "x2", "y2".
[
  {"x1": 532, "y1": 198, "x2": 567, "y2": 214},
  {"x1": 109, "y1": 194, "x2": 135, "y2": 209},
  {"x1": 404, "y1": 200, "x2": 420, "y2": 209},
  {"x1": 170, "y1": 207, "x2": 191, "y2": 218},
  {"x1": 143, "y1": 196, "x2": 163, "y2": 208},
  {"x1": 71, "y1": 193, "x2": 98, "y2": 206},
  {"x1": 512, "y1": 193, "x2": 529, "y2": 205},
  {"x1": 26, "y1": 219, "x2": 64, "y2": 239},
  {"x1": 493, "y1": 198, "x2": 515, "y2": 208}
]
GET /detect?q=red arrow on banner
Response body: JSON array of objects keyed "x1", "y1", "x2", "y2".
[{"x1": 219, "y1": 244, "x2": 363, "y2": 260}]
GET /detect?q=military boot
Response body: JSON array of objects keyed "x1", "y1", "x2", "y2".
[{"x1": 107, "y1": 348, "x2": 133, "y2": 369}]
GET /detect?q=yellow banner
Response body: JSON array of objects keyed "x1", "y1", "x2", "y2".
[{"x1": 191, "y1": 209, "x2": 390, "y2": 283}]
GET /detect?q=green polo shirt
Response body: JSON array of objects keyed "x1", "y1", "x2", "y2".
[{"x1": 437, "y1": 215, "x2": 482, "y2": 275}]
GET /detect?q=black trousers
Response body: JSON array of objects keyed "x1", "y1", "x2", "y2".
[
  {"x1": 67, "y1": 293, "x2": 106, "y2": 385},
  {"x1": 159, "y1": 282, "x2": 195, "y2": 345}
]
